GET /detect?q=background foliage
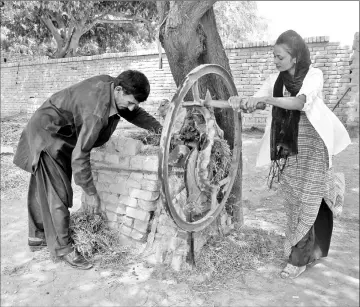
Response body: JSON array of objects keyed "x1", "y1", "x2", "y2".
[{"x1": 1, "y1": 1, "x2": 268, "y2": 58}]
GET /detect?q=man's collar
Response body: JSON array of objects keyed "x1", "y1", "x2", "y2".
[{"x1": 109, "y1": 83, "x2": 119, "y2": 117}]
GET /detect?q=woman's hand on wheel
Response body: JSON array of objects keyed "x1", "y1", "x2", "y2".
[
  {"x1": 228, "y1": 96, "x2": 242, "y2": 112},
  {"x1": 244, "y1": 97, "x2": 267, "y2": 113}
]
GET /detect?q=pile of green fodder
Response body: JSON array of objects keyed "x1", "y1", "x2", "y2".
[{"x1": 69, "y1": 210, "x2": 134, "y2": 268}]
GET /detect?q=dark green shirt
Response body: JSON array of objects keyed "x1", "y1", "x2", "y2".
[{"x1": 13, "y1": 75, "x2": 162, "y2": 195}]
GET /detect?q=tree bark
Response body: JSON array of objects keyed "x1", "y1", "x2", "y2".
[{"x1": 159, "y1": 1, "x2": 243, "y2": 226}]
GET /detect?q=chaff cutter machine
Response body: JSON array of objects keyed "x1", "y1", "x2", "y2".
[{"x1": 158, "y1": 64, "x2": 265, "y2": 235}]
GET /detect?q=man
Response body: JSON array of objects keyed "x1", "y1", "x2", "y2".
[{"x1": 13, "y1": 70, "x2": 162, "y2": 269}]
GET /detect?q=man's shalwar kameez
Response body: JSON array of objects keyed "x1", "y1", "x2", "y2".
[{"x1": 14, "y1": 75, "x2": 162, "y2": 257}]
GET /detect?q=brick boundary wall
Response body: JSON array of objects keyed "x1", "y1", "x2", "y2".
[
  {"x1": 1, "y1": 35, "x2": 357, "y2": 130},
  {"x1": 345, "y1": 32, "x2": 359, "y2": 137}
]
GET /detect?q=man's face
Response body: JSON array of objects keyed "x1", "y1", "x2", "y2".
[{"x1": 114, "y1": 86, "x2": 139, "y2": 111}]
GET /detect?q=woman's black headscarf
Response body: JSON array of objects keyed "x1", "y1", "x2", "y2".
[{"x1": 268, "y1": 30, "x2": 312, "y2": 188}]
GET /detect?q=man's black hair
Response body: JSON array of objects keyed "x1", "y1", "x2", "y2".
[{"x1": 114, "y1": 70, "x2": 150, "y2": 103}]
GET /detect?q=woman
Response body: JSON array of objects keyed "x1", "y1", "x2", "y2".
[{"x1": 230, "y1": 30, "x2": 351, "y2": 279}]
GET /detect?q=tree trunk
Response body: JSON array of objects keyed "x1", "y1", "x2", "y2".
[
  {"x1": 159, "y1": 1, "x2": 243, "y2": 226},
  {"x1": 47, "y1": 24, "x2": 79, "y2": 58}
]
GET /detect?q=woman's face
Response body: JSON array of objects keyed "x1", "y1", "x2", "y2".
[{"x1": 273, "y1": 44, "x2": 296, "y2": 75}]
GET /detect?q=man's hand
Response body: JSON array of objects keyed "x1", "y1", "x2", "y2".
[{"x1": 87, "y1": 192, "x2": 101, "y2": 215}]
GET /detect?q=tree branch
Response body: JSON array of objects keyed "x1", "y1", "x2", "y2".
[
  {"x1": 66, "y1": 22, "x2": 74, "y2": 40},
  {"x1": 53, "y1": 12, "x2": 66, "y2": 33},
  {"x1": 96, "y1": 19, "x2": 136, "y2": 25},
  {"x1": 58, "y1": 27, "x2": 76, "y2": 58},
  {"x1": 82, "y1": 12, "x2": 149, "y2": 35},
  {"x1": 40, "y1": 15, "x2": 63, "y2": 46},
  {"x1": 83, "y1": 20, "x2": 100, "y2": 35},
  {"x1": 100, "y1": 13, "x2": 149, "y2": 24}
]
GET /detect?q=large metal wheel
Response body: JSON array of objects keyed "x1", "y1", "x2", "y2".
[{"x1": 158, "y1": 64, "x2": 241, "y2": 232}]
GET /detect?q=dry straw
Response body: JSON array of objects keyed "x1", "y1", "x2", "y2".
[
  {"x1": 69, "y1": 211, "x2": 135, "y2": 268},
  {"x1": 152, "y1": 225, "x2": 284, "y2": 293}
]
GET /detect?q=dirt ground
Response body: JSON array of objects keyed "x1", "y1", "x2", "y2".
[{"x1": 1, "y1": 115, "x2": 359, "y2": 307}]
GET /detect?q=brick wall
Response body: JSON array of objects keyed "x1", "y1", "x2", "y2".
[
  {"x1": 1, "y1": 35, "x2": 356, "y2": 130},
  {"x1": 1, "y1": 51, "x2": 49, "y2": 64},
  {"x1": 345, "y1": 32, "x2": 359, "y2": 137},
  {"x1": 224, "y1": 36, "x2": 354, "y2": 127},
  {"x1": 0, "y1": 49, "x2": 175, "y2": 122}
]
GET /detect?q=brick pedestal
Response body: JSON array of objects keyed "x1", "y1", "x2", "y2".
[{"x1": 82, "y1": 132, "x2": 234, "y2": 270}]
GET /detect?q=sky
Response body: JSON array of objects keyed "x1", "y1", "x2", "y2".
[{"x1": 256, "y1": 1, "x2": 359, "y2": 46}]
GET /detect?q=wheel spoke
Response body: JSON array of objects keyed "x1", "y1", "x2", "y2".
[
  {"x1": 191, "y1": 81, "x2": 201, "y2": 103},
  {"x1": 218, "y1": 176, "x2": 230, "y2": 188},
  {"x1": 210, "y1": 189, "x2": 219, "y2": 210}
]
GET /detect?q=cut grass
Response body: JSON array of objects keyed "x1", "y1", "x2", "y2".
[
  {"x1": 128, "y1": 129, "x2": 162, "y2": 146},
  {"x1": 151, "y1": 225, "x2": 284, "y2": 292},
  {"x1": 69, "y1": 210, "x2": 136, "y2": 269},
  {"x1": 126, "y1": 130, "x2": 161, "y2": 155},
  {"x1": 208, "y1": 138, "x2": 231, "y2": 186}
]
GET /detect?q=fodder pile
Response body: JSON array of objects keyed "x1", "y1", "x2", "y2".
[
  {"x1": 152, "y1": 225, "x2": 284, "y2": 292},
  {"x1": 194, "y1": 226, "x2": 283, "y2": 280},
  {"x1": 69, "y1": 210, "x2": 134, "y2": 268}
]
